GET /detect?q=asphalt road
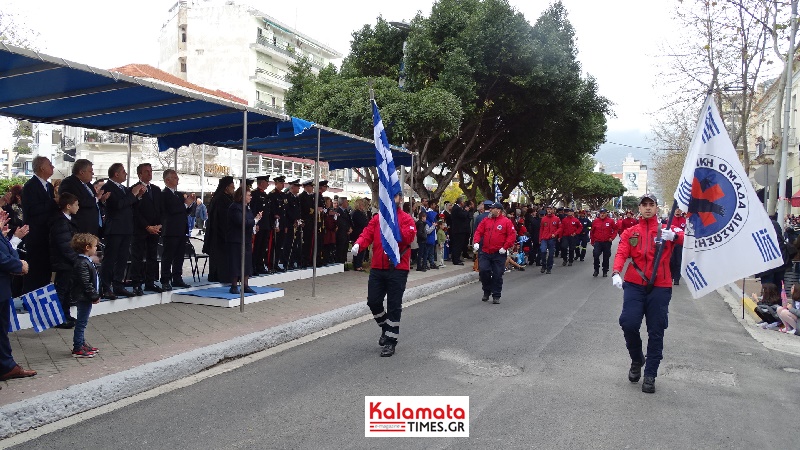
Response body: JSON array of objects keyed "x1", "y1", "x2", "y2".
[{"x1": 11, "y1": 259, "x2": 800, "y2": 449}]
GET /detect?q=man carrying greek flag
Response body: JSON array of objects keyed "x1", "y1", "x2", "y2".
[{"x1": 351, "y1": 100, "x2": 417, "y2": 357}]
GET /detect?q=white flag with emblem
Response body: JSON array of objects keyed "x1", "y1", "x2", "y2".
[{"x1": 674, "y1": 95, "x2": 783, "y2": 298}]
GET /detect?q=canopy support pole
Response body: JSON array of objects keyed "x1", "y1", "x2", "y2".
[
  {"x1": 126, "y1": 133, "x2": 132, "y2": 188},
  {"x1": 201, "y1": 144, "x2": 205, "y2": 200},
  {"x1": 410, "y1": 152, "x2": 414, "y2": 212},
  {"x1": 240, "y1": 111, "x2": 247, "y2": 312},
  {"x1": 312, "y1": 127, "x2": 321, "y2": 297}
]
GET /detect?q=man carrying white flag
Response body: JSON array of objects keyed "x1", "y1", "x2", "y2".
[
  {"x1": 675, "y1": 95, "x2": 783, "y2": 299},
  {"x1": 351, "y1": 99, "x2": 416, "y2": 357}
]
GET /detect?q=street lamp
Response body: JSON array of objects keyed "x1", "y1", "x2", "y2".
[{"x1": 389, "y1": 21, "x2": 410, "y2": 90}]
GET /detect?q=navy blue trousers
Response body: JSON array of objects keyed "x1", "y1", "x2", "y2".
[
  {"x1": 367, "y1": 269, "x2": 409, "y2": 344},
  {"x1": 479, "y1": 251, "x2": 506, "y2": 298},
  {"x1": 561, "y1": 235, "x2": 577, "y2": 262},
  {"x1": 592, "y1": 241, "x2": 612, "y2": 273},
  {"x1": 619, "y1": 282, "x2": 672, "y2": 378}
]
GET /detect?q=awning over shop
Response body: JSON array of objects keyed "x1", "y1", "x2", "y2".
[{"x1": 0, "y1": 42, "x2": 410, "y2": 169}]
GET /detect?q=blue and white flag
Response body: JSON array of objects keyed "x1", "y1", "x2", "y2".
[
  {"x1": 494, "y1": 176, "x2": 502, "y2": 202},
  {"x1": 372, "y1": 100, "x2": 402, "y2": 266},
  {"x1": 7, "y1": 299, "x2": 21, "y2": 333},
  {"x1": 674, "y1": 95, "x2": 782, "y2": 298},
  {"x1": 21, "y1": 284, "x2": 65, "y2": 332}
]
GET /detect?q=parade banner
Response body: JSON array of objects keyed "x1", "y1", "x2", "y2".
[{"x1": 674, "y1": 95, "x2": 783, "y2": 298}]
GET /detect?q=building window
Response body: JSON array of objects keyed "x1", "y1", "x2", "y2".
[
  {"x1": 271, "y1": 96, "x2": 276, "y2": 107},
  {"x1": 179, "y1": 57, "x2": 187, "y2": 73},
  {"x1": 180, "y1": 25, "x2": 187, "y2": 43}
]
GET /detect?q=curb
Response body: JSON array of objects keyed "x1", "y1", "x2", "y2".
[
  {"x1": 0, "y1": 272, "x2": 479, "y2": 439},
  {"x1": 723, "y1": 282, "x2": 759, "y2": 321}
]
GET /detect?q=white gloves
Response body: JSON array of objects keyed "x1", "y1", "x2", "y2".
[
  {"x1": 498, "y1": 248, "x2": 506, "y2": 254},
  {"x1": 612, "y1": 274, "x2": 623, "y2": 289},
  {"x1": 661, "y1": 229, "x2": 676, "y2": 241},
  {"x1": 473, "y1": 243, "x2": 480, "y2": 252},
  {"x1": 351, "y1": 243, "x2": 360, "y2": 255}
]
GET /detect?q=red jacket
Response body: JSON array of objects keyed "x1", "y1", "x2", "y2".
[
  {"x1": 672, "y1": 215, "x2": 687, "y2": 231},
  {"x1": 590, "y1": 217, "x2": 617, "y2": 244},
  {"x1": 613, "y1": 215, "x2": 685, "y2": 288},
  {"x1": 474, "y1": 215, "x2": 517, "y2": 254},
  {"x1": 560, "y1": 216, "x2": 582, "y2": 237},
  {"x1": 617, "y1": 217, "x2": 637, "y2": 236},
  {"x1": 539, "y1": 214, "x2": 562, "y2": 241},
  {"x1": 354, "y1": 208, "x2": 417, "y2": 271}
]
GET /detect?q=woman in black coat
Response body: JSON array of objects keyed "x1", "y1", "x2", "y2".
[
  {"x1": 226, "y1": 187, "x2": 261, "y2": 294},
  {"x1": 204, "y1": 176, "x2": 235, "y2": 282}
]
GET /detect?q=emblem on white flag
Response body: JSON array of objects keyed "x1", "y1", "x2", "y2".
[{"x1": 674, "y1": 96, "x2": 783, "y2": 298}]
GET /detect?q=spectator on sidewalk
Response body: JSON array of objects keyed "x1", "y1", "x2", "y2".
[
  {"x1": 69, "y1": 233, "x2": 102, "y2": 358},
  {"x1": 449, "y1": 198, "x2": 472, "y2": 266},
  {"x1": 753, "y1": 282, "x2": 783, "y2": 328},
  {"x1": 351, "y1": 199, "x2": 369, "y2": 271},
  {"x1": 0, "y1": 224, "x2": 35, "y2": 381},
  {"x1": 21, "y1": 156, "x2": 58, "y2": 293},
  {"x1": 50, "y1": 192, "x2": 80, "y2": 329},
  {"x1": 777, "y1": 283, "x2": 800, "y2": 335},
  {"x1": 415, "y1": 210, "x2": 429, "y2": 271},
  {"x1": 195, "y1": 197, "x2": 207, "y2": 235}
]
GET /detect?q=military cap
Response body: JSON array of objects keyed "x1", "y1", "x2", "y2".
[
  {"x1": 302, "y1": 179, "x2": 314, "y2": 187},
  {"x1": 639, "y1": 193, "x2": 657, "y2": 204},
  {"x1": 256, "y1": 175, "x2": 270, "y2": 182},
  {"x1": 273, "y1": 175, "x2": 286, "y2": 183},
  {"x1": 318, "y1": 180, "x2": 329, "y2": 187},
  {"x1": 289, "y1": 179, "x2": 301, "y2": 186}
]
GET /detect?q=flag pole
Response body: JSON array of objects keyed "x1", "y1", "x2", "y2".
[
  {"x1": 741, "y1": 278, "x2": 745, "y2": 319},
  {"x1": 646, "y1": 200, "x2": 678, "y2": 294}
]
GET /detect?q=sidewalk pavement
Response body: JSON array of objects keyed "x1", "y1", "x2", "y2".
[{"x1": 0, "y1": 261, "x2": 478, "y2": 438}]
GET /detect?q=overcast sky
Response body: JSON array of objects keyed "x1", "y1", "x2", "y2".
[{"x1": 2, "y1": 0, "x2": 678, "y2": 166}]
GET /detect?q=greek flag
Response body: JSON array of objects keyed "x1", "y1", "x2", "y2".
[
  {"x1": 21, "y1": 284, "x2": 65, "y2": 332},
  {"x1": 674, "y1": 95, "x2": 782, "y2": 298},
  {"x1": 494, "y1": 176, "x2": 502, "y2": 202},
  {"x1": 372, "y1": 100, "x2": 402, "y2": 266},
  {"x1": 7, "y1": 299, "x2": 21, "y2": 332}
]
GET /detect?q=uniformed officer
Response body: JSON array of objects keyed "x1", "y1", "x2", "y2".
[
  {"x1": 559, "y1": 208, "x2": 582, "y2": 266},
  {"x1": 298, "y1": 179, "x2": 316, "y2": 268},
  {"x1": 576, "y1": 210, "x2": 592, "y2": 262},
  {"x1": 251, "y1": 175, "x2": 270, "y2": 274},
  {"x1": 284, "y1": 179, "x2": 303, "y2": 269},
  {"x1": 267, "y1": 175, "x2": 288, "y2": 271},
  {"x1": 612, "y1": 193, "x2": 683, "y2": 394},
  {"x1": 316, "y1": 180, "x2": 329, "y2": 265},
  {"x1": 590, "y1": 208, "x2": 617, "y2": 277}
]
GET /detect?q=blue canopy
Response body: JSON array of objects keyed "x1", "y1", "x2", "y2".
[{"x1": 0, "y1": 43, "x2": 410, "y2": 169}]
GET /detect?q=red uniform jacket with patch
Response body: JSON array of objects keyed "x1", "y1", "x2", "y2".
[
  {"x1": 559, "y1": 216, "x2": 582, "y2": 237},
  {"x1": 590, "y1": 217, "x2": 617, "y2": 244},
  {"x1": 539, "y1": 214, "x2": 562, "y2": 241},
  {"x1": 474, "y1": 215, "x2": 517, "y2": 254},
  {"x1": 613, "y1": 215, "x2": 685, "y2": 288},
  {"x1": 617, "y1": 217, "x2": 638, "y2": 236},
  {"x1": 354, "y1": 208, "x2": 417, "y2": 271}
]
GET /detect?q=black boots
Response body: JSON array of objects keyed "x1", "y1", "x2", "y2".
[
  {"x1": 380, "y1": 343, "x2": 396, "y2": 357},
  {"x1": 642, "y1": 376, "x2": 656, "y2": 393},
  {"x1": 628, "y1": 360, "x2": 642, "y2": 383}
]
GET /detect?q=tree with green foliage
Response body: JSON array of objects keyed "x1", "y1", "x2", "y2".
[
  {"x1": 286, "y1": 0, "x2": 609, "y2": 203},
  {"x1": 620, "y1": 195, "x2": 639, "y2": 211},
  {"x1": 573, "y1": 172, "x2": 626, "y2": 211}
]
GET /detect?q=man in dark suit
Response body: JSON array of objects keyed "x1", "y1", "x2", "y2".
[
  {"x1": 58, "y1": 159, "x2": 108, "y2": 235},
  {"x1": 160, "y1": 169, "x2": 196, "y2": 290},
  {"x1": 100, "y1": 163, "x2": 145, "y2": 298},
  {"x1": 21, "y1": 156, "x2": 59, "y2": 292},
  {"x1": 0, "y1": 230, "x2": 36, "y2": 381},
  {"x1": 250, "y1": 175, "x2": 270, "y2": 274},
  {"x1": 449, "y1": 197, "x2": 472, "y2": 266},
  {"x1": 335, "y1": 197, "x2": 353, "y2": 263},
  {"x1": 130, "y1": 163, "x2": 163, "y2": 296}
]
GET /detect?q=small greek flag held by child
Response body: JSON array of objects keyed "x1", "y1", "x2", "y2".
[
  {"x1": 7, "y1": 299, "x2": 21, "y2": 332},
  {"x1": 21, "y1": 284, "x2": 65, "y2": 332}
]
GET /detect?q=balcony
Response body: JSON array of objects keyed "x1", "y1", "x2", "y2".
[
  {"x1": 251, "y1": 68, "x2": 292, "y2": 91},
  {"x1": 254, "y1": 100, "x2": 286, "y2": 116},
  {"x1": 254, "y1": 35, "x2": 326, "y2": 69}
]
